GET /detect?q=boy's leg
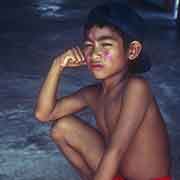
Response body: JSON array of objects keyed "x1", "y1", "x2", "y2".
[{"x1": 50, "y1": 115, "x2": 106, "y2": 180}]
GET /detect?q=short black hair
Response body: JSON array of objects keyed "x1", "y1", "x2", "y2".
[{"x1": 83, "y1": 18, "x2": 133, "y2": 50}]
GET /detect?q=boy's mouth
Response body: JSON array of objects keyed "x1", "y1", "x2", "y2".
[{"x1": 90, "y1": 63, "x2": 104, "y2": 69}]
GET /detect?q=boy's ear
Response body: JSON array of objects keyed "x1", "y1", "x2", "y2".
[{"x1": 127, "y1": 41, "x2": 142, "y2": 61}]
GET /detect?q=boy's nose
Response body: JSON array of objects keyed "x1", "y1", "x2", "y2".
[
  {"x1": 92, "y1": 53, "x2": 101, "y2": 61},
  {"x1": 91, "y1": 48, "x2": 102, "y2": 61}
]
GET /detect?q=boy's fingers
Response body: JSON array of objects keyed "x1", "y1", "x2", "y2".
[
  {"x1": 74, "y1": 47, "x2": 87, "y2": 66},
  {"x1": 76, "y1": 47, "x2": 85, "y2": 63},
  {"x1": 72, "y1": 48, "x2": 82, "y2": 64},
  {"x1": 63, "y1": 47, "x2": 86, "y2": 67},
  {"x1": 62, "y1": 55, "x2": 72, "y2": 66},
  {"x1": 64, "y1": 50, "x2": 74, "y2": 63}
]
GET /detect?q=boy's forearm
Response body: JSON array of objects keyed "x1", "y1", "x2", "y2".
[{"x1": 35, "y1": 60, "x2": 64, "y2": 121}]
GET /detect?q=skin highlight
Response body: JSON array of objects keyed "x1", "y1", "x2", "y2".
[{"x1": 104, "y1": 50, "x2": 113, "y2": 61}]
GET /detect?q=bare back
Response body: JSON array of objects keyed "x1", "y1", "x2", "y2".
[{"x1": 86, "y1": 76, "x2": 171, "y2": 180}]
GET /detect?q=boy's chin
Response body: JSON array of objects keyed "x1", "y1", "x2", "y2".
[
  {"x1": 92, "y1": 73, "x2": 109, "y2": 80},
  {"x1": 94, "y1": 76, "x2": 105, "y2": 80}
]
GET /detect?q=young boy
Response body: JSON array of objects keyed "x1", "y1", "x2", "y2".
[{"x1": 34, "y1": 2, "x2": 171, "y2": 180}]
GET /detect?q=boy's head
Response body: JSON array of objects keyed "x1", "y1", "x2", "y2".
[{"x1": 83, "y1": 2, "x2": 151, "y2": 77}]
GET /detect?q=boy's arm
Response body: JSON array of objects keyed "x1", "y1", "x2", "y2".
[
  {"x1": 34, "y1": 47, "x2": 87, "y2": 122},
  {"x1": 94, "y1": 78, "x2": 153, "y2": 180},
  {"x1": 39, "y1": 85, "x2": 95, "y2": 122}
]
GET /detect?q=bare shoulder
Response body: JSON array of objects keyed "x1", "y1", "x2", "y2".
[
  {"x1": 124, "y1": 75, "x2": 153, "y2": 105},
  {"x1": 126, "y1": 75, "x2": 152, "y2": 94}
]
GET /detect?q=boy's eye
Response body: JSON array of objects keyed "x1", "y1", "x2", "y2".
[
  {"x1": 84, "y1": 42, "x2": 93, "y2": 47},
  {"x1": 84, "y1": 43, "x2": 93, "y2": 50},
  {"x1": 101, "y1": 43, "x2": 112, "y2": 47}
]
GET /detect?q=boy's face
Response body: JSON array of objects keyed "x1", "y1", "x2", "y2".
[{"x1": 83, "y1": 25, "x2": 129, "y2": 80}]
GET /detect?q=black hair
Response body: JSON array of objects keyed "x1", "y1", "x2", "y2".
[{"x1": 83, "y1": 17, "x2": 134, "y2": 51}]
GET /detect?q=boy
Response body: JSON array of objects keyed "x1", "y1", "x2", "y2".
[{"x1": 34, "y1": 2, "x2": 171, "y2": 180}]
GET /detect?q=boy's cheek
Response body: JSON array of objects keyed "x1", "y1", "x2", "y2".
[{"x1": 103, "y1": 50, "x2": 113, "y2": 61}]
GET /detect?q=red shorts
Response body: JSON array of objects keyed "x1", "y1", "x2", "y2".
[{"x1": 113, "y1": 176, "x2": 172, "y2": 180}]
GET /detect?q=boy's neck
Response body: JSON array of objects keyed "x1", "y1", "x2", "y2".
[{"x1": 102, "y1": 68, "x2": 129, "y2": 96}]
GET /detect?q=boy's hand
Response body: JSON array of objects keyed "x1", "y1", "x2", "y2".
[{"x1": 53, "y1": 47, "x2": 86, "y2": 69}]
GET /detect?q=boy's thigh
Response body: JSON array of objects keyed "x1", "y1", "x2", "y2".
[{"x1": 51, "y1": 115, "x2": 106, "y2": 172}]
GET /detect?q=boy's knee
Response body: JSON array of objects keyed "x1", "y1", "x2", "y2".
[{"x1": 50, "y1": 115, "x2": 74, "y2": 141}]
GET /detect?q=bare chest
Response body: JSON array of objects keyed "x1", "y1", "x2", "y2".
[{"x1": 94, "y1": 97, "x2": 122, "y2": 140}]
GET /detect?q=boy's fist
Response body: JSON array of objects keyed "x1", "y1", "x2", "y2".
[{"x1": 53, "y1": 47, "x2": 86, "y2": 68}]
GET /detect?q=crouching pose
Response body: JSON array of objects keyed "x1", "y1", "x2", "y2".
[{"x1": 34, "y1": 2, "x2": 171, "y2": 180}]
